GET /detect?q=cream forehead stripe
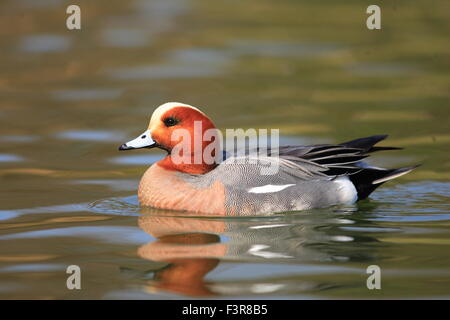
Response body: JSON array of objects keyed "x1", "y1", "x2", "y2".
[{"x1": 148, "y1": 102, "x2": 204, "y2": 129}]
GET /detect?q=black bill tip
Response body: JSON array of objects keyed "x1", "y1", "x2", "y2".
[{"x1": 118, "y1": 143, "x2": 132, "y2": 151}]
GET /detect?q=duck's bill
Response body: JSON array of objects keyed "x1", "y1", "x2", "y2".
[{"x1": 119, "y1": 130, "x2": 156, "y2": 151}]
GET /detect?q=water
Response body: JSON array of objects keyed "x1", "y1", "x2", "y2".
[{"x1": 0, "y1": 0, "x2": 449, "y2": 299}]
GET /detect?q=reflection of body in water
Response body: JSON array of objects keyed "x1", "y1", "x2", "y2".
[{"x1": 136, "y1": 207, "x2": 380, "y2": 297}]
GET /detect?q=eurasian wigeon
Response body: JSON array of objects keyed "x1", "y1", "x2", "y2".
[{"x1": 119, "y1": 102, "x2": 418, "y2": 215}]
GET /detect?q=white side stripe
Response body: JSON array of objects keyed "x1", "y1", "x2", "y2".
[
  {"x1": 372, "y1": 169, "x2": 413, "y2": 184},
  {"x1": 247, "y1": 184, "x2": 295, "y2": 194}
]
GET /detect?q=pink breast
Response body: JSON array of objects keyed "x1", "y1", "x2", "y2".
[{"x1": 138, "y1": 164, "x2": 227, "y2": 215}]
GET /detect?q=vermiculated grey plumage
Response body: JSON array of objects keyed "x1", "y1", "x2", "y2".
[{"x1": 176, "y1": 135, "x2": 417, "y2": 215}]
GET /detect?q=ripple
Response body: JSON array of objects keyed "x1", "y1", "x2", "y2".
[
  {"x1": 52, "y1": 88, "x2": 123, "y2": 101},
  {"x1": 0, "y1": 264, "x2": 65, "y2": 273},
  {"x1": 168, "y1": 48, "x2": 232, "y2": 65},
  {"x1": 0, "y1": 211, "x2": 21, "y2": 221},
  {"x1": 346, "y1": 62, "x2": 420, "y2": 77},
  {"x1": 109, "y1": 64, "x2": 225, "y2": 80},
  {"x1": 109, "y1": 153, "x2": 164, "y2": 165},
  {"x1": 18, "y1": 0, "x2": 62, "y2": 8},
  {"x1": 0, "y1": 135, "x2": 39, "y2": 143},
  {"x1": 55, "y1": 130, "x2": 125, "y2": 142},
  {"x1": 211, "y1": 263, "x2": 359, "y2": 281},
  {"x1": 19, "y1": 34, "x2": 71, "y2": 53},
  {"x1": 371, "y1": 181, "x2": 450, "y2": 205},
  {"x1": 365, "y1": 181, "x2": 450, "y2": 222},
  {"x1": 2, "y1": 199, "x2": 143, "y2": 223},
  {"x1": 339, "y1": 226, "x2": 401, "y2": 233},
  {"x1": 109, "y1": 48, "x2": 231, "y2": 80},
  {"x1": 88, "y1": 196, "x2": 140, "y2": 216},
  {"x1": 0, "y1": 154, "x2": 25, "y2": 163},
  {"x1": 100, "y1": 28, "x2": 152, "y2": 48},
  {"x1": 229, "y1": 40, "x2": 343, "y2": 58},
  {"x1": 70, "y1": 179, "x2": 138, "y2": 191},
  {"x1": 0, "y1": 202, "x2": 88, "y2": 221},
  {"x1": 0, "y1": 226, "x2": 153, "y2": 244}
]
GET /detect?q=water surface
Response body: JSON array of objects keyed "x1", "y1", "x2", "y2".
[{"x1": 0, "y1": 0, "x2": 449, "y2": 299}]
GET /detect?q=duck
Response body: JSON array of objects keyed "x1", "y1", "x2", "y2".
[{"x1": 119, "y1": 102, "x2": 418, "y2": 215}]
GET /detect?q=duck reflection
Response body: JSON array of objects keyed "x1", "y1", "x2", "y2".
[
  {"x1": 137, "y1": 211, "x2": 226, "y2": 296},
  {"x1": 136, "y1": 206, "x2": 380, "y2": 297}
]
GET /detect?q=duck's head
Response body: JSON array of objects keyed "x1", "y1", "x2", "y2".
[{"x1": 119, "y1": 102, "x2": 220, "y2": 174}]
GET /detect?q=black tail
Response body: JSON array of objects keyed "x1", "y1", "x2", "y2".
[
  {"x1": 340, "y1": 135, "x2": 419, "y2": 199},
  {"x1": 348, "y1": 165, "x2": 420, "y2": 199},
  {"x1": 341, "y1": 134, "x2": 402, "y2": 153}
]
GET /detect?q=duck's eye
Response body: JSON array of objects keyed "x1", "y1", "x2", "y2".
[{"x1": 163, "y1": 117, "x2": 178, "y2": 127}]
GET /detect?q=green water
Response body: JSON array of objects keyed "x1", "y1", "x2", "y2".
[{"x1": 0, "y1": 0, "x2": 449, "y2": 299}]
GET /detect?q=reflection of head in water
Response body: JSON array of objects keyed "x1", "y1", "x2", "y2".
[{"x1": 138, "y1": 232, "x2": 222, "y2": 296}]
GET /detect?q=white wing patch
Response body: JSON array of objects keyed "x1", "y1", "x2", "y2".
[
  {"x1": 249, "y1": 223, "x2": 290, "y2": 229},
  {"x1": 247, "y1": 184, "x2": 296, "y2": 194}
]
